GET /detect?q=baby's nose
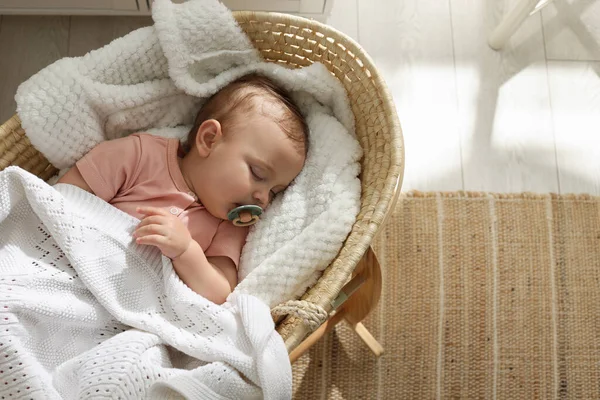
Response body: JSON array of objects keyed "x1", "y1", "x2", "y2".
[{"x1": 253, "y1": 190, "x2": 269, "y2": 209}]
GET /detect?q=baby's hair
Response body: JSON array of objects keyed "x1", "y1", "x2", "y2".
[{"x1": 188, "y1": 73, "x2": 309, "y2": 155}]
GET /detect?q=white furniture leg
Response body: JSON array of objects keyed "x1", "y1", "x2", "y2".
[{"x1": 488, "y1": 0, "x2": 548, "y2": 50}]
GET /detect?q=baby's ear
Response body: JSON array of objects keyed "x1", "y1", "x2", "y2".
[{"x1": 195, "y1": 119, "x2": 222, "y2": 157}]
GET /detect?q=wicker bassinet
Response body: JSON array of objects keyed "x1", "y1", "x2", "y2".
[{"x1": 0, "y1": 11, "x2": 404, "y2": 353}]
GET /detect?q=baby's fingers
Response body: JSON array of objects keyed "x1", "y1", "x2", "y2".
[
  {"x1": 136, "y1": 215, "x2": 165, "y2": 229},
  {"x1": 135, "y1": 234, "x2": 167, "y2": 247},
  {"x1": 134, "y1": 224, "x2": 166, "y2": 238},
  {"x1": 137, "y1": 206, "x2": 170, "y2": 217}
]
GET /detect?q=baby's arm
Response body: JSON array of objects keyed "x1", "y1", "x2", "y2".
[
  {"x1": 172, "y1": 243, "x2": 237, "y2": 304},
  {"x1": 134, "y1": 206, "x2": 236, "y2": 304},
  {"x1": 56, "y1": 166, "x2": 93, "y2": 193}
]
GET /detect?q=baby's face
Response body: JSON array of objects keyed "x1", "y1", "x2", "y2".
[{"x1": 185, "y1": 114, "x2": 306, "y2": 221}]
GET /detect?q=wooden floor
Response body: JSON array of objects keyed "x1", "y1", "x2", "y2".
[{"x1": 1, "y1": 0, "x2": 599, "y2": 194}]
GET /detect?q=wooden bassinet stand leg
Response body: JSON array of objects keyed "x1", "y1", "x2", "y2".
[{"x1": 289, "y1": 246, "x2": 383, "y2": 363}]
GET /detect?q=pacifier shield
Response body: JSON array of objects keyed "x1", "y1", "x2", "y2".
[{"x1": 227, "y1": 205, "x2": 263, "y2": 227}]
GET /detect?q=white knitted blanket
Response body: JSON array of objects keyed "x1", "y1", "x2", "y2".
[
  {"x1": 15, "y1": 0, "x2": 362, "y2": 309},
  {"x1": 0, "y1": 166, "x2": 290, "y2": 399}
]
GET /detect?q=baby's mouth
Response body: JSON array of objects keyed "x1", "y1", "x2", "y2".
[{"x1": 227, "y1": 203, "x2": 242, "y2": 215}]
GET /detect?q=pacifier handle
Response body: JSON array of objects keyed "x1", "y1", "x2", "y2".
[{"x1": 227, "y1": 205, "x2": 263, "y2": 227}]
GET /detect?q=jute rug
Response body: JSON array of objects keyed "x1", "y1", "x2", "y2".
[{"x1": 292, "y1": 192, "x2": 600, "y2": 399}]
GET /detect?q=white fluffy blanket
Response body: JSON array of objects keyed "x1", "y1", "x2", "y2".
[
  {"x1": 0, "y1": 166, "x2": 289, "y2": 399},
  {"x1": 15, "y1": 0, "x2": 362, "y2": 309}
]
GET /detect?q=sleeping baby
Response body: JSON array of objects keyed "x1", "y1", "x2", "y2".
[{"x1": 57, "y1": 73, "x2": 309, "y2": 304}]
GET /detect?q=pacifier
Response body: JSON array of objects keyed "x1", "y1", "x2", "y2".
[{"x1": 227, "y1": 205, "x2": 263, "y2": 227}]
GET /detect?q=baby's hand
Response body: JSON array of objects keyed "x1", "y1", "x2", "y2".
[{"x1": 133, "y1": 206, "x2": 192, "y2": 259}]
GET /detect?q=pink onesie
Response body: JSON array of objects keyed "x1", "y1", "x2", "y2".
[{"x1": 75, "y1": 133, "x2": 248, "y2": 268}]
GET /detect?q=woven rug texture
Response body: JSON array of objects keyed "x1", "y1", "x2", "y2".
[{"x1": 292, "y1": 191, "x2": 600, "y2": 399}]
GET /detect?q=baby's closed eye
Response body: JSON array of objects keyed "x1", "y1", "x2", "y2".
[{"x1": 250, "y1": 166, "x2": 263, "y2": 181}]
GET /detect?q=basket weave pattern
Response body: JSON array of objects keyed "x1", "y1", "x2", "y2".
[{"x1": 0, "y1": 11, "x2": 404, "y2": 350}]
